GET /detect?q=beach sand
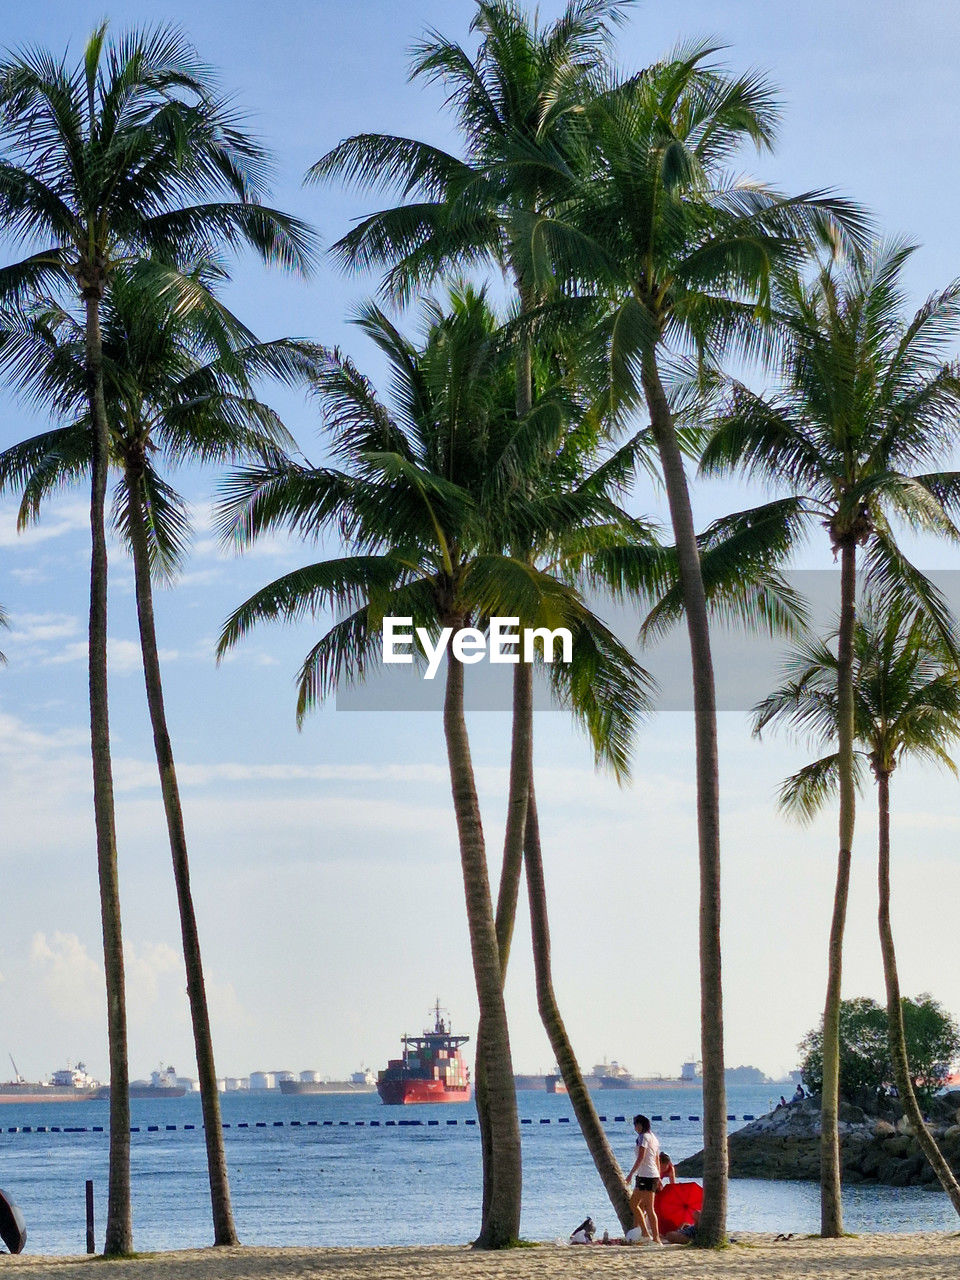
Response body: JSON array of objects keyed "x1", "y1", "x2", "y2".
[{"x1": 2, "y1": 1234, "x2": 960, "y2": 1279}]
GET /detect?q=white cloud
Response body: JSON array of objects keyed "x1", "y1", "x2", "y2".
[
  {"x1": 9, "y1": 566, "x2": 52, "y2": 585},
  {"x1": 5, "y1": 612, "x2": 81, "y2": 645},
  {"x1": 0, "y1": 708, "x2": 88, "y2": 757},
  {"x1": 124, "y1": 941, "x2": 183, "y2": 1008},
  {"x1": 41, "y1": 635, "x2": 179, "y2": 673},
  {"x1": 30, "y1": 932, "x2": 104, "y2": 1022},
  {"x1": 112, "y1": 759, "x2": 451, "y2": 791},
  {"x1": 0, "y1": 499, "x2": 89, "y2": 548},
  {"x1": 206, "y1": 979, "x2": 255, "y2": 1035}
]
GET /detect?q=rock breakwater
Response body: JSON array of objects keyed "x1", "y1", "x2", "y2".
[{"x1": 676, "y1": 1092, "x2": 960, "y2": 1188}]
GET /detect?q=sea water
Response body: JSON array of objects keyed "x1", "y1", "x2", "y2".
[{"x1": 0, "y1": 1084, "x2": 955, "y2": 1254}]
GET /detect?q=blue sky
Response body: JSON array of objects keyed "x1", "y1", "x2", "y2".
[{"x1": 1, "y1": 1, "x2": 960, "y2": 1087}]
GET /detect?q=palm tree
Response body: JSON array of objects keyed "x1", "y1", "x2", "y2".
[
  {"x1": 754, "y1": 598, "x2": 960, "y2": 1214},
  {"x1": 0, "y1": 265, "x2": 319, "y2": 1246},
  {"x1": 216, "y1": 289, "x2": 651, "y2": 1246},
  {"x1": 0, "y1": 25, "x2": 314, "y2": 1251},
  {"x1": 557, "y1": 46, "x2": 869, "y2": 1244},
  {"x1": 311, "y1": 2, "x2": 637, "y2": 1228},
  {"x1": 311, "y1": 0, "x2": 628, "y2": 956},
  {"x1": 702, "y1": 242, "x2": 960, "y2": 1234},
  {"x1": 492, "y1": 343, "x2": 665, "y2": 1232}
]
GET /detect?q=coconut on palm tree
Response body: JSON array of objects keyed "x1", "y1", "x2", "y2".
[
  {"x1": 702, "y1": 242, "x2": 960, "y2": 1234},
  {"x1": 0, "y1": 264, "x2": 320, "y2": 1246},
  {"x1": 754, "y1": 597, "x2": 960, "y2": 1214},
  {"x1": 216, "y1": 288, "x2": 652, "y2": 1246}
]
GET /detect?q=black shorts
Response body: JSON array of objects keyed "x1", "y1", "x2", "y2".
[{"x1": 634, "y1": 1176, "x2": 658, "y2": 1192}]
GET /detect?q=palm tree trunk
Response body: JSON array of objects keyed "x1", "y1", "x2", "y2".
[
  {"x1": 876, "y1": 771, "x2": 960, "y2": 1213},
  {"x1": 820, "y1": 540, "x2": 856, "y2": 1237},
  {"x1": 85, "y1": 291, "x2": 132, "y2": 1256},
  {"x1": 479, "y1": 661, "x2": 533, "y2": 1221},
  {"x1": 641, "y1": 352, "x2": 727, "y2": 1245},
  {"x1": 123, "y1": 462, "x2": 239, "y2": 1245},
  {"x1": 478, "y1": 282, "x2": 536, "y2": 1215},
  {"x1": 442, "y1": 639, "x2": 522, "y2": 1247},
  {"x1": 525, "y1": 778, "x2": 634, "y2": 1230}
]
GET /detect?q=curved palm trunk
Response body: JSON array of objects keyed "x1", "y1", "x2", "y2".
[
  {"x1": 85, "y1": 292, "x2": 132, "y2": 1256},
  {"x1": 123, "y1": 463, "x2": 239, "y2": 1245},
  {"x1": 525, "y1": 779, "x2": 634, "y2": 1230},
  {"x1": 820, "y1": 541, "x2": 856, "y2": 1237},
  {"x1": 876, "y1": 771, "x2": 960, "y2": 1213},
  {"x1": 641, "y1": 353, "x2": 727, "y2": 1245},
  {"x1": 479, "y1": 661, "x2": 533, "y2": 1221},
  {"x1": 443, "y1": 642, "x2": 522, "y2": 1247}
]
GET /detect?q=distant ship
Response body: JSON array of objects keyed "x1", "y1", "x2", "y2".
[
  {"x1": 0, "y1": 1059, "x2": 100, "y2": 1103},
  {"x1": 96, "y1": 1065, "x2": 186, "y2": 1099},
  {"x1": 587, "y1": 1059, "x2": 704, "y2": 1090},
  {"x1": 514, "y1": 1069, "x2": 567, "y2": 1093},
  {"x1": 377, "y1": 1001, "x2": 471, "y2": 1104},
  {"x1": 279, "y1": 1067, "x2": 377, "y2": 1095}
]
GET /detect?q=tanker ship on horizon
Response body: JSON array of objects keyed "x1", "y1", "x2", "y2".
[{"x1": 376, "y1": 1001, "x2": 471, "y2": 1105}]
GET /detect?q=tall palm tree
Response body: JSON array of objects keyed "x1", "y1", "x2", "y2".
[
  {"x1": 0, "y1": 265, "x2": 319, "y2": 1245},
  {"x1": 702, "y1": 243, "x2": 960, "y2": 1234},
  {"x1": 216, "y1": 289, "x2": 651, "y2": 1247},
  {"x1": 557, "y1": 46, "x2": 869, "y2": 1243},
  {"x1": 491, "y1": 345, "x2": 663, "y2": 1232},
  {"x1": 754, "y1": 599, "x2": 960, "y2": 1214},
  {"x1": 0, "y1": 25, "x2": 314, "y2": 1252},
  {"x1": 312, "y1": 4, "x2": 637, "y2": 1227}
]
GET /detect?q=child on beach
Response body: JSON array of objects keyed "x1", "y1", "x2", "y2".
[{"x1": 625, "y1": 1113, "x2": 662, "y2": 1244}]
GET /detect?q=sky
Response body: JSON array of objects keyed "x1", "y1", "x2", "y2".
[{"x1": 2, "y1": 0, "x2": 960, "y2": 1088}]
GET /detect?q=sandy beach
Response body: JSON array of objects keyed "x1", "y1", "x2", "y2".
[{"x1": 2, "y1": 1235, "x2": 960, "y2": 1280}]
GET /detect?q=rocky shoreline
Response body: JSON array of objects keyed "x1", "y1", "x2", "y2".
[{"x1": 676, "y1": 1091, "x2": 960, "y2": 1188}]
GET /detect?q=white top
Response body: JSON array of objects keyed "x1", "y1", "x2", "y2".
[{"x1": 636, "y1": 1129, "x2": 660, "y2": 1179}]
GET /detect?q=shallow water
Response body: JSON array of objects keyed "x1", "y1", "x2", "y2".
[{"x1": 0, "y1": 1084, "x2": 955, "y2": 1254}]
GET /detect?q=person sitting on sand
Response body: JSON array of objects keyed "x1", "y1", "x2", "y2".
[
  {"x1": 658, "y1": 1151, "x2": 677, "y2": 1185},
  {"x1": 625, "y1": 1114, "x2": 662, "y2": 1244},
  {"x1": 793, "y1": 1083, "x2": 805, "y2": 1102},
  {"x1": 662, "y1": 1209, "x2": 701, "y2": 1245},
  {"x1": 569, "y1": 1217, "x2": 596, "y2": 1244}
]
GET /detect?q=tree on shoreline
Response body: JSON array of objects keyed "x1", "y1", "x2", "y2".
[
  {"x1": 705, "y1": 242, "x2": 960, "y2": 1234},
  {"x1": 561, "y1": 46, "x2": 868, "y2": 1243},
  {"x1": 0, "y1": 266, "x2": 320, "y2": 1247},
  {"x1": 311, "y1": 0, "x2": 635, "y2": 1230},
  {"x1": 757, "y1": 600, "x2": 960, "y2": 1214},
  {"x1": 799, "y1": 995, "x2": 960, "y2": 1113},
  {"x1": 0, "y1": 23, "x2": 315, "y2": 1251},
  {"x1": 215, "y1": 290, "x2": 654, "y2": 1246}
]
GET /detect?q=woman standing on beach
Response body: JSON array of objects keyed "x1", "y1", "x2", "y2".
[{"x1": 626, "y1": 1115, "x2": 662, "y2": 1244}]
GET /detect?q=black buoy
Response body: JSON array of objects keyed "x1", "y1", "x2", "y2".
[{"x1": 0, "y1": 1188, "x2": 26, "y2": 1254}]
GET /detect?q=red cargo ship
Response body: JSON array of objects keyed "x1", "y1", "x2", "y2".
[{"x1": 376, "y1": 1001, "x2": 472, "y2": 1104}]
